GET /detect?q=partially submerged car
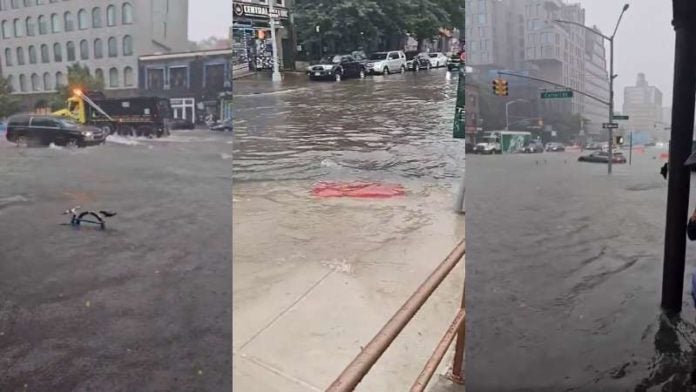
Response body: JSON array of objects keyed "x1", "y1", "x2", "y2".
[{"x1": 6, "y1": 114, "x2": 106, "y2": 147}]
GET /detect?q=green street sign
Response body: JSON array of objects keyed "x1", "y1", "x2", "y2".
[
  {"x1": 613, "y1": 115, "x2": 629, "y2": 120},
  {"x1": 540, "y1": 91, "x2": 573, "y2": 99}
]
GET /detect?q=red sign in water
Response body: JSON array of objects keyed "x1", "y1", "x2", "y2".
[{"x1": 312, "y1": 182, "x2": 406, "y2": 198}]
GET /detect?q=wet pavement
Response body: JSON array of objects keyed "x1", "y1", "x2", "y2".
[
  {"x1": 466, "y1": 149, "x2": 696, "y2": 391},
  {"x1": 233, "y1": 69, "x2": 467, "y2": 391},
  {"x1": 0, "y1": 130, "x2": 233, "y2": 391}
]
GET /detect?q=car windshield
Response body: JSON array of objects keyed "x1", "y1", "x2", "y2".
[
  {"x1": 429, "y1": 54, "x2": 438, "y2": 58},
  {"x1": 406, "y1": 52, "x2": 417, "y2": 60},
  {"x1": 320, "y1": 55, "x2": 342, "y2": 64},
  {"x1": 368, "y1": 52, "x2": 388, "y2": 60},
  {"x1": 58, "y1": 119, "x2": 79, "y2": 129}
]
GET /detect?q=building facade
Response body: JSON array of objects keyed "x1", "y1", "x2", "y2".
[
  {"x1": 232, "y1": 0, "x2": 293, "y2": 71},
  {"x1": 623, "y1": 73, "x2": 664, "y2": 141},
  {"x1": 582, "y1": 25, "x2": 609, "y2": 136},
  {"x1": 0, "y1": 0, "x2": 189, "y2": 95},
  {"x1": 139, "y1": 48, "x2": 232, "y2": 123}
]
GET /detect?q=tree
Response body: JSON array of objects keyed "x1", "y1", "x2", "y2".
[
  {"x1": 405, "y1": 0, "x2": 450, "y2": 51},
  {"x1": 0, "y1": 76, "x2": 21, "y2": 119},
  {"x1": 47, "y1": 63, "x2": 104, "y2": 111}
]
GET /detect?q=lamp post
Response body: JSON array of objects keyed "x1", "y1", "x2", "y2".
[
  {"x1": 554, "y1": 3, "x2": 629, "y2": 174},
  {"x1": 316, "y1": 25, "x2": 322, "y2": 59},
  {"x1": 505, "y1": 99, "x2": 528, "y2": 131},
  {"x1": 268, "y1": 0, "x2": 282, "y2": 82}
]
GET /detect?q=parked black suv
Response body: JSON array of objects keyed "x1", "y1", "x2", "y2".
[
  {"x1": 307, "y1": 54, "x2": 366, "y2": 81},
  {"x1": 6, "y1": 114, "x2": 106, "y2": 147}
]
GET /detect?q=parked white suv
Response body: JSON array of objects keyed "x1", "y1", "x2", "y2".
[{"x1": 366, "y1": 51, "x2": 406, "y2": 75}]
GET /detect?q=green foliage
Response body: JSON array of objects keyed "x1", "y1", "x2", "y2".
[
  {"x1": 0, "y1": 76, "x2": 21, "y2": 118},
  {"x1": 45, "y1": 63, "x2": 104, "y2": 111},
  {"x1": 294, "y1": 0, "x2": 462, "y2": 57}
]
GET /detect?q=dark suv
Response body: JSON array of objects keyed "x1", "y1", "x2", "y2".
[
  {"x1": 307, "y1": 54, "x2": 366, "y2": 81},
  {"x1": 6, "y1": 114, "x2": 106, "y2": 147}
]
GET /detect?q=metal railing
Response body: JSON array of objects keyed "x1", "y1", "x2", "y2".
[{"x1": 326, "y1": 238, "x2": 466, "y2": 391}]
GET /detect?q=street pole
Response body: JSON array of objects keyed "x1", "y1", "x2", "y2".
[
  {"x1": 662, "y1": 0, "x2": 696, "y2": 314},
  {"x1": 608, "y1": 37, "x2": 614, "y2": 174},
  {"x1": 629, "y1": 130, "x2": 633, "y2": 165},
  {"x1": 268, "y1": 0, "x2": 282, "y2": 82}
]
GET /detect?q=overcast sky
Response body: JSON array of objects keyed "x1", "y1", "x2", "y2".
[
  {"x1": 579, "y1": 0, "x2": 674, "y2": 109},
  {"x1": 188, "y1": 0, "x2": 231, "y2": 42}
]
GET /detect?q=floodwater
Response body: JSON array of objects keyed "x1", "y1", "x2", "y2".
[
  {"x1": 466, "y1": 149, "x2": 696, "y2": 391},
  {"x1": 0, "y1": 130, "x2": 233, "y2": 390},
  {"x1": 233, "y1": 71, "x2": 464, "y2": 184},
  {"x1": 233, "y1": 71, "x2": 467, "y2": 391}
]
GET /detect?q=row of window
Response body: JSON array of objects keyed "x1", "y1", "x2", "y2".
[
  {"x1": 4, "y1": 36, "x2": 132, "y2": 66},
  {"x1": 1, "y1": 3, "x2": 132, "y2": 38},
  {"x1": 8, "y1": 66, "x2": 133, "y2": 92},
  {"x1": 1, "y1": 0, "x2": 73, "y2": 10}
]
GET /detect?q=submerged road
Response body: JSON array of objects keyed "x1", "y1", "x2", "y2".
[
  {"x1": 466, "y1": 150, "x2": 696, "y2": 391},
  {"x1": 0, "y1": 130, "x2": 233, "y2": 391}
]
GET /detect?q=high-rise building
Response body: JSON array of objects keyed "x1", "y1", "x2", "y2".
[
  {"x1": 623, "y1": 73, "x2": 664, "y2": 141},
  {"x1": 0, "y1": 0, "x2": 189, "y2": 95},
  {"x1": 583, "y1": 25, "x2": 609, "y2": 136},
  {"x1": 465, "y1": 0, "x2": 522, "y2": 72}
]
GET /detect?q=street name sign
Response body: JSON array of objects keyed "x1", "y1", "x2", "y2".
[
  {"x1": 613, "y1": 115, "x2": 629, "y2": 120},
  {"x1": 603, "y1": 122, "x2": 619, "y2": 129},
  {"x1": 540, "y1": 91, "x2": 573, "y2": 99}
]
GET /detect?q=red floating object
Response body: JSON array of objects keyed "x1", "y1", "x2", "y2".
[{"x1": 312, "y1": 182, "x2": 406, "y2": 198}]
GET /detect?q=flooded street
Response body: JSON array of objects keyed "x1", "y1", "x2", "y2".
[
  {"x1": 233, "y1": 70, "x2": 467, "y2": 391},
  {"x1": 0, "y1": 131, "x2": 233, "y2": 390},
  {"x1": 466, "y1": 150, "x2": 696, "y2": 391}
]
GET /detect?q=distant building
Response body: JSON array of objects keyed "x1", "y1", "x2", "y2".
[
  {"x1": 583, "y1": 25, "x2": 609, "y2": 136},
  {"x1": 139, "y1": 48, "x2": 233, "y2": 123},
  {"x1": 0, "y1": 0, "x2": 189, "y2": 95},
  {"x1": 623, "y1": 73, "x2": 664, "y2": 141}
]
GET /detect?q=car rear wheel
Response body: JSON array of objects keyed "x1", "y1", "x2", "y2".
[
  {"x1": 15, "y1": 135, "x2": 28, "y2": 147},
  {"x1": 383, "y1": 66, "x2": 389, "y2": 75},
  {"x1": 400, "y1": 65, "x2": 405, "y2": 73}
]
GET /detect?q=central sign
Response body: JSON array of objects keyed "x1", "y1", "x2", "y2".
[
  {"x1": 603, "y1": 122, "x2": 619, "y2": 129},
  {"x1": 233, "y1": 3, "x2": 289, "y2": 20},
  {"x1": 540, "y1": 91, "x2": 573, "y2": 99}
]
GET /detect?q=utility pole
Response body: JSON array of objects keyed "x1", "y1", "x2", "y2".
[
  {"x1": 554, "y1": 3, "x2": 629, "y2": 174},
  {"x1": 662, "y1": 0, "x2": 696, "y2": 314},
  {"x1": 268, "y1": 0, "x2": 282, "y2": 82}
]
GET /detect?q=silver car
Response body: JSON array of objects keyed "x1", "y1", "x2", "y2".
[{"x1": 365, "y1": 50, "x2": 406, "y2": 75}]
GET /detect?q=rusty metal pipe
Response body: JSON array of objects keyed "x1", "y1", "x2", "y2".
[
  {"x1": 410, "y1": 308, "x2": 466, "y2": 391},
  {"x1": 326, "y1": 238, "x2": 466, "y2": 392},
  {"x1": 450, "y1": 270, "x2": 466, "y2": 384}
]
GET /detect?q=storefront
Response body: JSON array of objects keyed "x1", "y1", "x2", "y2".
[{"x1": 232, "y1": 1, "x2": 291, "y2": 71}]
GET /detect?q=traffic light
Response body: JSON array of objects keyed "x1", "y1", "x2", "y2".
[
  {"x1": 614, "y1": 135, "x2": 624, "y2": 145},
  {"x1": 492, "y1": 78, "x2": 509, "y2": 96}
]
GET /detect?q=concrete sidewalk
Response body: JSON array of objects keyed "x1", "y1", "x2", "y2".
[{"x1": 233, "y1": 181, "x2": 465, "y2": 391}]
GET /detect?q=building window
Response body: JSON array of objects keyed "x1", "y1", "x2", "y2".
[
  {"x1": 78, "y1": 9, "x2": 88, "y2": 29},
  {"x1": 147, "y1": 68, "x2": 164, "y2": 89},
  {"x1": 64, "y1": 11, "x2": 74, "y2": 31},
  {"x1": 16, "y1": 47, "x2": 24, "y2": 65},
  {"x1": 124, "y1": 66, "x2": 133, "y2": 86},
  {"x1": 6, "y1": 75, "x2": 14, "y2": 92},
  {"x1": 55, "y1": 71, "x2": 65, "y2": 89},
  {"x1": 13, "y1": 18, "x2": 22, "y2": 37},
  {"x1": 169, "y1": 66, "x2": 187, "y2": 88},
  {"x1": 53, "y1": 42, "x2": 62, "y2": 62},
  {"x1": 1, "y1": 20, "x2": 8, "y2": 39},
  {"x1": 28, "y1": 45, "x2": 36, "y2": 64},
  {"x1": 109, "y1": 67, "x2": 118, "y2": 87},
  {"x1": 10, "y1": 0, "x2": 17, "y2": 9},
  {"x1": 66, "y1": 41, "x2": 75, "y2": 61},
  {"x1": 4, "y1": 48, "x2": 11, "y2": 66},
  {"x1": 31, "y1": 73, "x2": 39, "y2": 91},
  {"x1": 108, "y1": 37, "x2": 117, "y2": 57},
  {"x1": 23, "y1": 0, "x2": 30, "y2": 6},
  {"x1": 94, "y1": 38, "x2": 103, "y2": 58},
  {"x1": 51, "y1": 13, "x2": 60, "y2": 33},
  {"x1": 95, "y1": 68, "x2": 103, "y2": 83},
  {"x1": 38, "y1": 15, "x2": 47, "y2": 34},
  {"x1": 106, "y1": 5, "x2": 115, "y2": 26},
  {"x1": 204, "y1": 64, "x2": 225, "y2": 87},
  {"x1": 91, "y1": 7, "x2": 101, "y2": 28},
  {"x1": 36, "y1": 0, "x2": 44, "y2": 5},
  {"x1": 123, "y1": 35, "x2": 133, "y2": 56},
  {"x1": 40, "y1": 44, "x2": 49, "y2": 63},
  {"x1": 25, "y1": 16, "x2": 34, "y2": 36},
  {"x1": 122, "y1": 2, "x2": 133, "y2": 24},
  {"x1": 19, "y1": 74, "x2": 26, "y2": 92},
  {"x1": 79, "y1": 39, "x2": 89, "y2": 60},
  {"x1": 477, "y1": 14, "x2": 486, "y2": 25},
  {"x1": 43, "y1": 72, "x2": 51, "y2": 91}
]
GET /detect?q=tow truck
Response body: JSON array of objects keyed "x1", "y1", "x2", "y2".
[{"x1": 53, "y1": 89, "x2": 172, "y2": 138}]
